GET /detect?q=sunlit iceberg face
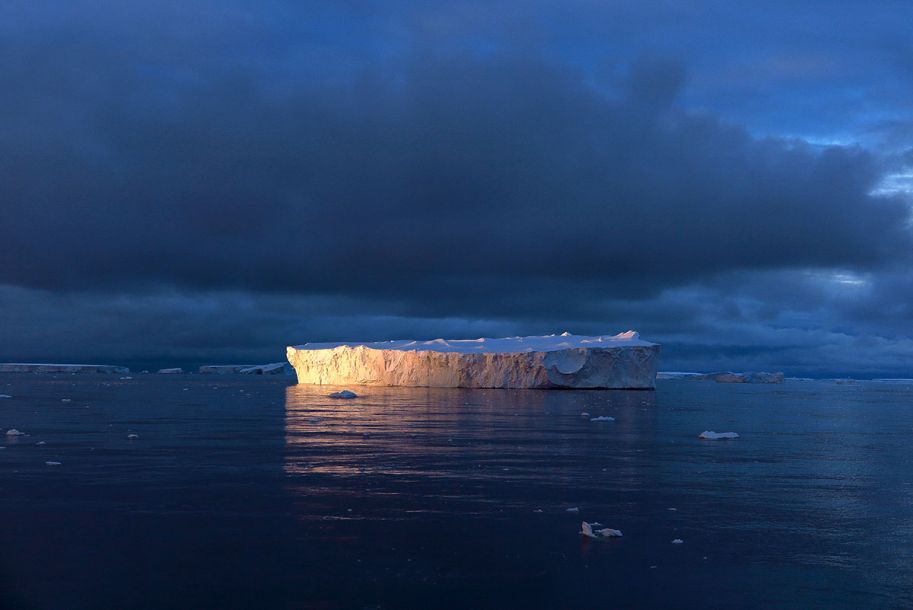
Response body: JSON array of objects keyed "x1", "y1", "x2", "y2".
[{"x1": 286, "y1": 332, "x2": 660, "y2": 389}]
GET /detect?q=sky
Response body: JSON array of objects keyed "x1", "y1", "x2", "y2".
[{"x1": 1, "y1": 0, "x2": 912, "y2": 375}]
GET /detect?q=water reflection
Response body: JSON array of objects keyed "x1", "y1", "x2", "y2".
[{"x1": 283, "y1": 384, "x2": 658, "y2": 518}]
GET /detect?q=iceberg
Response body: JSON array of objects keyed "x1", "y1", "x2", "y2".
[
  {"x1": 239, "y1": 362, "x2": 291, "y2": 375},
  {"x1": 580, "y1": 521, "x2": 623, "y2": 539},
  {"x1": 198, "y1": 362, "x2": 292, "y2": 375},
  {"x1": 0, "y1": 363, "x2": 129, "y2": 374},
  {"x1": 286, "y1": 331, "x2": 659, "y2": 389},
  {"x1": 663, "y1": 371, "x2": 785, "y2": 384},
  {"x1": 698, "y1": 431, "x2": 739, "y2": 440},
  {"x1": 698, "y1": 371, "x2": 784, "y2": 384}
]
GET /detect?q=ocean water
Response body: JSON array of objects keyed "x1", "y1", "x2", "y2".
[{"x1": 1, "y1": 374, "x2": 911, "y2": 609}]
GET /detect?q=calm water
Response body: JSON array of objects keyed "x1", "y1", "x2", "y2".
[{"x1": 1, "y1": 375, "x2": 911, "y2": 609}]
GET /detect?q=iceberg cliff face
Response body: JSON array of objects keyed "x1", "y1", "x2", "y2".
[{"x1": 286, "y1": 332, "x2": 659, "y2": 389}]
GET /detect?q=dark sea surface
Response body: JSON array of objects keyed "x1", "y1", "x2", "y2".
[{"x1": 1, "y1": 374, "x2": 911, "y2": 609}]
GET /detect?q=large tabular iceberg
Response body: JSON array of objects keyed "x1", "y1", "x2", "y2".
[{"x1": 286, "y1": 331, "x2": 659, "y2": 389}]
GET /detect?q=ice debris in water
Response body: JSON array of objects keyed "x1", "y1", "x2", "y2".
[
  {"x1": 698, "y1": 431, "x2": 739, "y2": 440},
  {"x1": 671, "y1": 539, "x2": 684, "y2": 544},
  {"x1": 35, "y1": 441, "x2": 46, "y2": 446},
  {"x1": 565, "y1": 507, "x2": 580, "y2": 513},
  {"x1": 0, "y1": 394, "x2": 11, "y2": 399},
  {"x1": 127, "y1": 433, "x2": 139, "y2": 440},
  {"x1": 580, "y1": 521, "x2": 623, "y2": 539},
  {"x1": 45, "y1": 461, "x2": 61, "y2": 466},
  {"x1": 580, "y1": 412, "x2": 590, "y2": 417},
  {"x1": 61, "y1": 398, "x2": 71, "y2": 403},
  {"x1": 590, "y1": 416, "x2": 615, "y2": 422},
  {"x1": 6, "y1": 429, "x2": 25, "y2": 436},
  {"x1": 329, "y1": 390, "x2": 357, "y2": 399}
]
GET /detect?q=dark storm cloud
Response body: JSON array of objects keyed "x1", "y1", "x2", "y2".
[
  {"x1": 0, "y1": 19, "x2": 908, "y2": 311},
  {"x1": 1, "y1": 0, "x2": 912, "y2": 372}
]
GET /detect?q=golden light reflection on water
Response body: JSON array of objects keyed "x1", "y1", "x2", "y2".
[{"x1": 283, "y1": 384, "x2": 657, "y2": 484}]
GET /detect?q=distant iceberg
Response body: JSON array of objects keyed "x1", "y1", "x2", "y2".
[
  {"x1": 199, "y1": 362, "x2": 292, "y2": 375},
  {"x1": 287, "y1": 331, "x2": 659, "y2": 389},
  {"x1": 659, "y1": 371, "x2": 784, "y2": 384},
  {"x1": 699, "y1": 431, "x2": 739, "y2": 440},
  {"x1": 0, "y1": 363, "x2": 129, "y2": 374}
]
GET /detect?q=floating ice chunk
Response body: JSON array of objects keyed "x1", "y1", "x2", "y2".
[
  {"x1": 590, "y1": 416, "x2": 616, "y2": 422},
  {"x1": 6, "y1": 429, "x2": 24, "y2": 436},
  {"x1": 119, "y1": 376, "x2": 133, "y2": 380},
  {"x1": 580, "y1": 412, "x2": 590, "y2": 417},
  {"x1": 667, "y1": 508, "x2": 677, "y2": 511},
  {"x1": 671, "y1": 539, "x2": 684, "y2": 544},
  {"x1": 35, "y1": 441, "x2": 46, "y2": 446},
  {"x1": 45, "y1": 461, "x2": 61, "y2": 466},
  {"x1": 329, "y1": 390, "x2": 357, "y2": 399},
  {"x1": 61, "y1": 398, "x2": 71, "y2": 402},
  {"x1": 0, "y1": 394, "x2": 11, "y2": 399},
  {"x1": 698, "y1": 431, "x2": 739, "y2": 440},
  {"x1": 580, "y1": 521, "x2": 623, "y2": 539},
  {"x1": 127, "y1": 433, "x2": 139, "y2": 440},
  {"x1": 158, "y1": 368, "x2": 183, "y2": 374}
]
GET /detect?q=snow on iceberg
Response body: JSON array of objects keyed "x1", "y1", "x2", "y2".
[
  {"x1": 698, "y1": 431, "x2": 739, "y2": 440},
  {"x1": 286, "y1": 331, "x2": 659, "y2": 389}
]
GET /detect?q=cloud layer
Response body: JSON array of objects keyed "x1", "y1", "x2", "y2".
[{"x1": 1, "y1": 1, "x2": 911, "y2": 374}]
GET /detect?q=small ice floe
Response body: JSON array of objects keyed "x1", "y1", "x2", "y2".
[
  {"x1": 157, "y1": 368, "x2": 183, "y2": 374},
  {"x1": 45, "y1": 461, "x2": 61, "y2": 466},
  {"x1": 667, "y1": 508, "x2": 677, "y2": 511},
  {"x1": 6, "y1": 429, "x2": 25, "y2": 436},
  {"x1": 329, "y1": 390, "x2": 357, "y2": 399},
  {"x1": 580, "y1": 412, "x2": 590, "y2": 417},
  {"x1": 119, "y1": 376, "x2": 133, "y2": 380},
  {"x1": 127, "y1": 433, "x2": 139, "y2": 440},
  {"x1": 580, "y1": 521, "x2": 623, "y2": 539},
  {"x1": 565, "y1": 507, "x2": 580, "y2": 513},
  {"x1": 0, "y1": 394, "x2": 11, "y2": 399},
  {"x1": 61, "y1": 398, "x2": 71, "y2": 403},
  {"x1": 35, "y1": 441, "x2": 46, "y2": 446},
  {"x1": 671, "y1": 538, "x2": 684, "y2": 544},
  {"x1": 698, "y1": 431, "x2": 739, "y2": 440},
  {"x1": 590, "y1": 416, "x2": 616, "y2": 422}
]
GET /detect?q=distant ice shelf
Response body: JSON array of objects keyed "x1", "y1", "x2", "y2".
[
  {"x1": 198, "y1": 362, "x2": 291, "y2": 375},
  {"x1": 658, "y1": 371, "x2": 784, "y2": 384},
  {"x1": 286, "y1": 331, "x2": 659, "y2": 389},
  {"x1": 0, "y1": 363, "x2": 129, "y2": 374}
]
